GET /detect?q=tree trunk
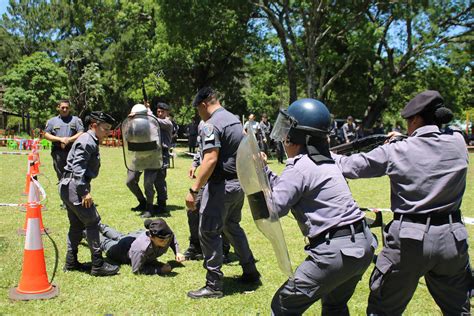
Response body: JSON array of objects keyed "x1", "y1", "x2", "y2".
[
  {"x1": 26, "y1": 112, "x2": 31, "y2": 136},
  {"x1": 21, "y1": 109, "x2": 26, "y2": 133},
  {"x1": 287, "y1": 59, "x2": 297, "y2": 103}
]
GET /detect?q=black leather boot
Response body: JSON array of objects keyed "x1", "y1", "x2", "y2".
[
  {"x1": 63, "y1": 251, "x2": 90, "y2": 272},
  {"x1": 90, "y1": 256, "x2": 119, "y2": 277},
  {"x1": 131, "y1": 200, "x2": 147, "y2": 212},
  {"x1": 187, "y1": 286, "x2": 223, "y2": 299}
]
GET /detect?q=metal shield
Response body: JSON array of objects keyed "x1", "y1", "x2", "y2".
[
  {"x1": 121, "y1": 114, "x2": 163, "y2": 171},
  {"x1": 237, "y1": 125, "x2": 293, "y2": 278}
]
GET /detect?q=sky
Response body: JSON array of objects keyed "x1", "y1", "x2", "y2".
[{"x1": 0, "y1": 1, "x2": 8, "y2": 16}]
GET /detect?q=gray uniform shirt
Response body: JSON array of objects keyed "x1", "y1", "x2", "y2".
[
  {"x1": 332, "y1": 125, "x2": 468, "y2": 214},
  {"x1": 342, "y1": 122, "x2": 356, "y2": 142},
  {"x1": 200, "y1": 107, "x2": 243, "y2": 181},
  {"x1": 63, "y1": 130, "x2": 100, "y2": 197},
  {"x1": 128, "y1": 231, "x2": 180, "y2": 274},
  {"x1": 45, "y1": 115, "x2": 84, "y2": 151},
  {"x1": 266, "y1": 154, "x2": 364, "y2": 238}
]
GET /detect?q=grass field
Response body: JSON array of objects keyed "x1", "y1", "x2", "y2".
[{"x1": 0, "y1": 146, "x2": 472, "y2": 315}]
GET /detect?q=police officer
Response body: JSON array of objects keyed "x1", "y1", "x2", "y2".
[
  {"x1": 44, "y1": 99, "x2": 84, "y2": 182},
  {"x1": 184, "y1": 136, "x2": 232, "y2": 263},
  {"x1": 267, "y1": 98, "x2": 375, "y2": 315},
  {"x1": 142, "y1": 102, "x2": 173, "y2": 218},
  {"x1": 60, "y1": 111, "x2": 120, "y2": 277},
  {"x1": 342, "y1": 115, "x2": 356, "y2": 143},
  {"x1": 98, "y1": 219, "x2": 184, "y2": 274},
  {"x1": 332, "y1": 90, "x2": 471, "y2": 315},
  {"x1": 185, "y1": 87, "x2": 260, "y2": 299},
  {"x1": 125, "y1": 103, "x2": 150, "y2": 212}
]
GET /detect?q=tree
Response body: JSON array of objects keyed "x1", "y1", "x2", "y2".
[
  {"x1": 251, "y1": 0, "x2": 371, "y2": 103},
  {"x1": 362, "y1": 1, "x2": 473, "y2": 128},
  {"x1": 1, "y1": 0, "x2": 54, "y2": 55},
  {"x1": 2, "y1": 52, "x2": 68, "y2": 131},
  {"x1": 158, "y1": 0, "x2": 254, "y2": 120}
]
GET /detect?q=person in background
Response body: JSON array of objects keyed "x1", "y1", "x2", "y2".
[
  {"x1": 342, "y1": 115, "x2": 356, "y2": 143},
  {"x1": 44, "y1": 99, "x2": 84, "y2": 208}
]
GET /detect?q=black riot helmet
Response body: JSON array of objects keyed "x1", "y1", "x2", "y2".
[{"x1": 271, "y1": 98, "x2": 331, "y2": 144}]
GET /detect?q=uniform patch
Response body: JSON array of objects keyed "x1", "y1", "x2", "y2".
[{"x1": 203, "y1": 123, "x2": 215, "y2": 142}]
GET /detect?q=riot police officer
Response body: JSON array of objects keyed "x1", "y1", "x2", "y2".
[
  {"x1": 44, "y1": 100, "x2": 84, "y2": 208},
  {"x1": 268, "y1": 98, "x2": 375, "y2": 315},
  {"x1": 60, "y1": 111, "x2": 120, "y2": 277},
  {"x1": 142, "y1": 102, "x2": 173, "y2": 218},
  {"x1": 185, "y1": 87, "x2": 260, "y2": 299},
  {"x1": 332, "y1": 90, "x2": 471, "y2": 315}
]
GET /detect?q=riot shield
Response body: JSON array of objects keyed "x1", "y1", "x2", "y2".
[
  {"x1": 237, "y1": 125, "x2": 293, "y2": 278},
  {"x1": 121, "y1": 114, "x2": 163, "y2": 171}
]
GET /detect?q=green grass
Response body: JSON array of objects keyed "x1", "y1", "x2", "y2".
[{"x1": 0, "y1": 147, "x2": 473, "y2": 314}]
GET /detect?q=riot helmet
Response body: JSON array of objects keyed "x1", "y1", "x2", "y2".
[{"x1": 271, "y1": 98, "x2": 331, "y2": 144}]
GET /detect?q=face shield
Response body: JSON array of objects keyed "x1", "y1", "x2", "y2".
[{"x1": 270, "y1": 110, "x2": 295, "y2": 142}]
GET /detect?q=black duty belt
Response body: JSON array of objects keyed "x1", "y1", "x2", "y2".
[
  {"x1": 209, "y1": 173, "x2": 238, "y2": 182},
  {"x1": 308, "y1": 219, "x2": 365, "y2": 246},
  {"x1": 62, "y1": 173, "x2": 91, "y2": 183},
  {"x1": 393, "y1": 210, "x2": 462, "y2": 226}
]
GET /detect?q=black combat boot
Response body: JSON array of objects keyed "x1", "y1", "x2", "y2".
[
  {"x1": 187, "y1": 285, "x2": 223, "y2": 299},
  {"x1": 63, "y1": 251, "x2": 90, "y2": 272},
  {"x1": 156, "y1": 199, "x2": 168, "y2": 213},
  {"x1": 184, "y1": 243, "x2": 203, "y2": 260},
  {"x1": 90, "y1": 256, "x2": 120, "y2": 277},
  {"x1": 131, "y1": 199, "x2": 146, "y2": 212},
  {"x1": 140, "y1": 204, "x2": 155, "y2": 218},
  {"x1": 239, "y1": 270, "x2": 261, "y2": 284}
]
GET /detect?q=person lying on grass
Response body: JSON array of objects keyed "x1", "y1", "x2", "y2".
[{"x1": 96, "y1": 218, "x2": 185, "y2": 275}]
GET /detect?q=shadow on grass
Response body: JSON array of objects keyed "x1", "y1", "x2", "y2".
[
  {"x1": 166, "y1": 204, "x2": 185, "y2": 212},
  {"x1": 222, "y1": 276, "x2": 262, "y2": 296}
]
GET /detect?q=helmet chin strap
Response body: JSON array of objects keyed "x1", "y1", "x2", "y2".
[{"x1": 305, "y1": 135, "x2": 334, "y2": 164}]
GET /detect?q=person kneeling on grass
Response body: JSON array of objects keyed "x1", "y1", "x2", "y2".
[{"x1": 98, "y1": 218, "x2": 185, "y2": 275}]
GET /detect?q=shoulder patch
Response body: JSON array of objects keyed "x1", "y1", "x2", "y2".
[{"x1": 202, "y1": 123, "x2": 215, "y2": 142}]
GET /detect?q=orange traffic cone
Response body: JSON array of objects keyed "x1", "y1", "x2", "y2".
[
  {"x1": 9, "y1": 202, "x2": 59, "y2": 300},
  {"x1": 18, "y1": 197, "x2": 49, "y2": 236}
]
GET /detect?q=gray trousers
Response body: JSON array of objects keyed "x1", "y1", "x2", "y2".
[
  {"x1": 99, "y1": 225, "x2": 140, "y2": 264},
  {"x1": 144, "y1": 168, "x2": 167, "y2": 205},
  {"x1": 51, "y1": 150, "x2": 69, "y2": 181},
  {"x1": 188, "y1": 188, "x2": 204, "y2": 246},
  {"x1": 367, "y1": 219, "x2": 471, "y2": 315},
  {"x1": 126, "y1": 170, "x2": 145, "y2": 203},
  {"x1": 59, "y1": 179, "x2": 102, "y2": 263},
  {"x1": 199, "y1": 180, "x2": 257, "y2": 290},
  {"x1": 271, "y1": 225, "x2": 374, "y2": 316}
]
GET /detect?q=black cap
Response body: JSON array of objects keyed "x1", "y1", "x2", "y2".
[
  {"x1": 192, "y1": 87, "x2": 216, "y2": 107},
  {"x1": 144, "y1": 218, "x2": 173, "y2": 239},
  {"x1": 401, "y1": 90, "x2": 444, "y2": 119},
  {"x1": 157, "y1": 102, "x2": 171, "y2": 111},
  {"x1": 88, "y1": 111, "x2": 116, "y2": 126}
]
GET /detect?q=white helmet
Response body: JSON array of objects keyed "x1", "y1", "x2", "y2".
[{"x1": 131, "y1": 103, "x2": 147, "y2": 114}]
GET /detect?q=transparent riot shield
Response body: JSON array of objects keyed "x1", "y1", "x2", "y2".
[
  {"x1": 237, "y1": 125, "x2": 293, "y2": 278},
  {"x1": 121, "y1": 114, "x2": 163, "y2": 171}
]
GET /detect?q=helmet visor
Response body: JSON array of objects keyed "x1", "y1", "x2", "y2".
[{"x1": 270, "y1": 110, "x2": 293, "y2": 142}]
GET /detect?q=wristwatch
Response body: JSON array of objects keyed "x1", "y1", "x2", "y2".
[{"x1": 189, "y1": 188, "x2": 199, "y2": 195}]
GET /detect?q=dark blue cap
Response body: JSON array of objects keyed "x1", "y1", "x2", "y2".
[
  {"x1": 192, "y1": 87, "x2": 216, "y2": 107},
  {"x1": 401, "y1": 90, "x2": 444, "y2": 119},
  {"x1": 144, "y1": 218, "x2": 173, "y2": 239},
  {"x1": 157, "y1": 102, "x2": 171, "y2": 111},
  {"x1": 89, "y1": 111, "x2": 116, "y2": 125}
]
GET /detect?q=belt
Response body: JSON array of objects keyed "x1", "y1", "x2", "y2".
[
  {"x1": 393, "y1": 210, "x2": 462, "y2": 225},
  {"x1": 61, "y1": 173, "x2": 91, "y2": 183},
  {"x1": 308, "y1": 219, "x2": 365, "y2": 246}
]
